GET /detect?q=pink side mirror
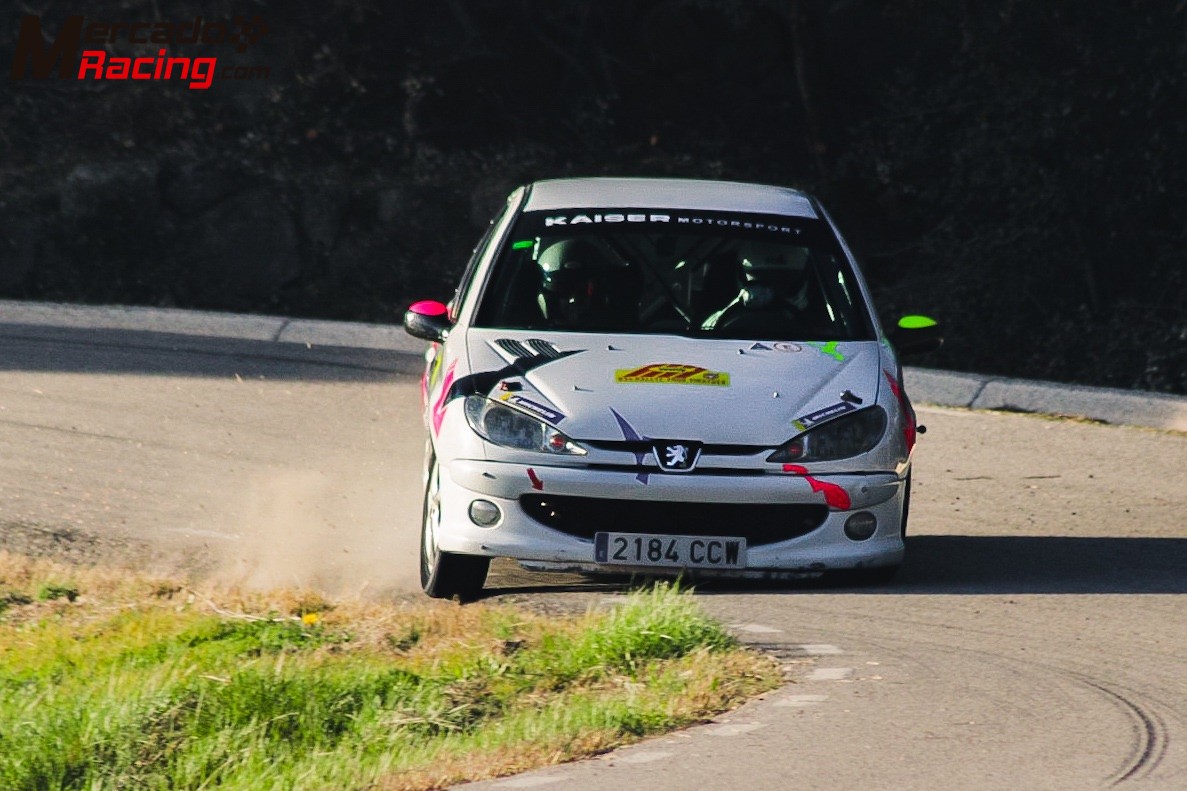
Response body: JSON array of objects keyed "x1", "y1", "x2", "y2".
[{"x1": 404, "y1": 300, "x2": 452, "y2": 342}]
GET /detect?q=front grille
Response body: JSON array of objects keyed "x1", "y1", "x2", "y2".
[
  {"x1": 519, "y1": 495, "x2": 828, "y2": 546},
  {"x1": 582, "y1": 440, "x2": 768, "y2": 456},
  {"x1": 584, "y1": 464, "x2": 764, "y2": 476}
]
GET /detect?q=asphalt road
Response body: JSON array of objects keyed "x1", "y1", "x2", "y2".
[{"x1": 2, "y1": 321, "x2": 1186, "y2": 790}]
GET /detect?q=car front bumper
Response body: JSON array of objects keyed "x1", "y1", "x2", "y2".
[{"x1": 433, "y1": 458, "x2": 907, "y2": 576}]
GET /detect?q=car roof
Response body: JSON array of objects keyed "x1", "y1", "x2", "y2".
[{"x1": 522, "y1": 177, "x2": 818, "y2": 219}]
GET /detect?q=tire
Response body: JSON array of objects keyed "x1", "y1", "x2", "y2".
[
  {"x1": 900, "y1": 471, "x2": 912, "y2": 540},
  {"x1": 420, "y1": 452, "x2": 490, "y2": 601}
]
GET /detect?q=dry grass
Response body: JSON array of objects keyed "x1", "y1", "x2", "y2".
[{"x1": 0, "y1": 551, "x2": 781, "y2": 791}]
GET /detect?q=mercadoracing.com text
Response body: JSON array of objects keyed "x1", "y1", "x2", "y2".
[
  {"x1": 10, "y1": 15, "x2": 269, "y2": 90},
  {"x1": 77, "y1": 50, "x2": 269, "y2": 90}
]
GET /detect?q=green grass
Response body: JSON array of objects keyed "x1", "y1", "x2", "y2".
[{"x1": 0, "y1": 556, "x2": 779, "y2": 791}]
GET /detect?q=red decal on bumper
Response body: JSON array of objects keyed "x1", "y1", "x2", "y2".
[{"x1": 782, "y1": 464, "x2": 852, "y2": 510}]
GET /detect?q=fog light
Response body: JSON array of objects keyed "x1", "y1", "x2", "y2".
[
  {"x1": 844, "y1": 512, "x2": 877, "y2": 541},
  {"x1": 468, "y1": 499, "x2": 501, "y2": 527}
]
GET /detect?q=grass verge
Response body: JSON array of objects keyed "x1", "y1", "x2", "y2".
[{"x1": 0, "y1": 552, "x2": 780, "y2": 790}]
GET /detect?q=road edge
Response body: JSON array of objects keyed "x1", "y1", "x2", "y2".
[{"x1": 3, "y1": 298, "x2": 1185, "y2": 432}]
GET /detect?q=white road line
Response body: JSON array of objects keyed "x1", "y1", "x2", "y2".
[
  {"x1": 807, "y1": 667, "x2": 854, "y2": 681},
  {"x1": 799, "y1": 643, "x2": 843, "y2": 655},
  {"x1": 610, "y1": 749, "x2": 676, "y2": 764},
  {"x1": 730, "y1": 623, "x2": 783, "y2": 633},
  {"x1": 915, "y1": 404, "x2": 977, "y2": 416},
  {"x1": 491, "y1": 776, "x2": 563, "y2": 788},
  {"x1": 706, "y1": 722, "x2": 767, "y2": 737},
  {"x1": 774, "y1": 694, "x2": 831, "y2": 707}
]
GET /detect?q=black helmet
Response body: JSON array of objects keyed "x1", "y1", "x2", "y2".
[{"x1": 537, "y1": 239, "x2": 636, "y2": 327}]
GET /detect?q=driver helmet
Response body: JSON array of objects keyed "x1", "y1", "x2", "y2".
[
  {"x1": 737, "y1": 242, "x2": 808, "y2": 306},
  {"x1": 537, "y1": 239, "x2": 635, "y2": 326}
]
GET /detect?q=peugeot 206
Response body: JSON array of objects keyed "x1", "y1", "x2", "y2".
[{"x1": 404, "y1": 178, "x2": 941, "y2": 599}]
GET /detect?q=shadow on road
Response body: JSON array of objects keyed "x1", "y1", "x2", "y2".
[
  {"x1": 887, "y1": 535, "x2": 1187, "y2": 594},
  {"x1": 0, "y1": 323, "x2": 419, "y2": 381},
  {"x1": 482, "y1": 535, "x2": 1187, "y2": 599}
]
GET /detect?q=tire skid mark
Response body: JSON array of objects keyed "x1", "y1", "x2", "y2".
[
  {"x1": 762, "y1": 618, "x2": 1178, "y2": 786},
  {"x1": 1072, "y1": 675, "x2": 1169, "y2": 785},
  {"x1": 895, "y1": 637, "x2": 1174, "y2": 785}
]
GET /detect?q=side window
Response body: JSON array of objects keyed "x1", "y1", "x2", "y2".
[
  {"x1": 449, "y1": 206, "x2": 508, "y2": 319},
  {"x1": 813, "y1": 254, "x2": 873, "y2": 338}
]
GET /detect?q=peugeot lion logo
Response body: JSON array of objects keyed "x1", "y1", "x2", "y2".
[{"x1": 654, "y1": 441, "x2": 701, "y2": 472}]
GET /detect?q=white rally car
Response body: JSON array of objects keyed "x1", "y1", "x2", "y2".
[{"x1": 404, "y1": 177, "x2": 941, "y2": 599}]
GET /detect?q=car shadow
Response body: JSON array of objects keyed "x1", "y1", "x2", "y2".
[
  {"x1": 0, "y1": 323, "x2": 420, "y2": 381},
  {"x1": 482, "y1": 535, "x2": 1187, "y2": 598},
  {"x1": 887, "y1": 535, "x2": 1187, "y2": 594},
  {"x1": 695, "y1": 535, "x2": 1187, "y2": 595}
]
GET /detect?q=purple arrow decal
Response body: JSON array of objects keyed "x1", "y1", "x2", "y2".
[{"x1": 610, "y1": 407, "x2": 651, "y2": 485}]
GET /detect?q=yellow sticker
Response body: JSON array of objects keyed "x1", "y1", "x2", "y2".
[{"x1": 614, "y1": 364, "x2": 731, "y2": 386}]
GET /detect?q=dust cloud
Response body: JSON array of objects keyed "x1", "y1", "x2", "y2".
[{"x1": 214, "y1": 464, "x2": 423, "y2": 598}]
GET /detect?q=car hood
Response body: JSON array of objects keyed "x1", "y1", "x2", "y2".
[{"x1": 463, "y1": 329, "x2": 884, "y2": 446}]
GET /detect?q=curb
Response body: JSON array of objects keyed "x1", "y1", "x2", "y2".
[
  {"x1": 0, "y1": 299, "x2": 425, "y2": 355},
  {"x1": 4, "y1": 299, "x2": 1186, "y2": 432},
  {"x1": 902, "y1": 368, "x2": 1187, "y2": 433}
]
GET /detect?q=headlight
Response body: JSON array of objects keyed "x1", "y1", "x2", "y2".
[
  {"x1": 464, "y1": 395, "x2": 587, "y2": 455},
  {"x1": 767, "y1": 407, "x2": 887, "y2": 463}
]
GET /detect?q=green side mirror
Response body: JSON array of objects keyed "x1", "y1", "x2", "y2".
[
  {"x1": 897, "y1": 315, "x2": 938, "y2": 330},
  {"x1": 891, "y1": 315, "x2": 943, "y2": 356}
]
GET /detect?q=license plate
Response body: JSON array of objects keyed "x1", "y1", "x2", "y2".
[{"x1": 594, "y1": 532, "x2": 747, "y2": 569}]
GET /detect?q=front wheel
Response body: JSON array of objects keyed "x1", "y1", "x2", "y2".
[
  {"x1": 900, "y1": 471, "x2": 912, "y2": 540},
  {"x1": 420, "y1": 452, "x2": 490, "y2": 601}
]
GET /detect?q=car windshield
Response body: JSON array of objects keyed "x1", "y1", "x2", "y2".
[{"x1": 473, "y1": 208, "x2": 875, "y2": 340}]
